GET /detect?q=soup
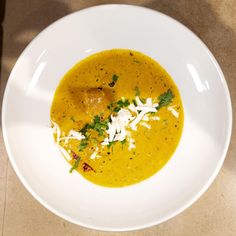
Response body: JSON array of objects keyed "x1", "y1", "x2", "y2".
[{"x1": 50, "y1": 49, "x2": 184, "y2": 187}]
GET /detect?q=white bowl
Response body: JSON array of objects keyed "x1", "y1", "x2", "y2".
[{"x1": 2, "y1": 4, "x2": 232, "y2": 231}]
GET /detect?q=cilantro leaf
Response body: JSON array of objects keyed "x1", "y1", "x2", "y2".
[
  {"x1": 132, "y1": 99, "x2": 137, "y2": 106},
  {"x1": 107, "y1": 141, "x2": 115, "y2": 148},
  {"x1": 117, "y1": 99, "x2": 130, "y2": 107},
  {"x1": 78, "y1": 139, "x2": 88, "y2": 151},
  {"x1": 157, "y1": 89, "x2": 174, "y2": 109},
  {"x1": 113, "y1": 107, "x2": 121, "y2": 113},
  {"x1": 108, "y1": 74, "x2": 119, "y2": 87},
  {"x1": 92, "y1": 116, "x2": 109, "y2": 136},
  {"x1": 69, "y1": 157, "x2": 81, "y2": 173}
]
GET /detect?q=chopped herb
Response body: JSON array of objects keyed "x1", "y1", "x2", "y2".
[
  {"x1": 157, "y1": 89, "x2": 174, "y2": 109},
  {"x1": 93, "y1": 115, "x2": 100, "y2": 124},
  {"x1": 132, "y1": 99, "x2": 138, "y2": 106},
  {"x1": 78, "y1": 139, "x2": 88, "y2": 151},
  {"x1": 117, "y1": 99, "x2": 130, "y2": 108},
  {"x1": 70, "y1": 116, "x2": 76, "y2": 122},
  {"x1": 92, "y1": 116, "x2": 109, "y2": 136},
  {"x1": 80, "y1": 116, "x2": 109, "y2": 137},
  {"x1": 69, "y1": 157, "x2": 81, "y2": 173},
  {"x1": 121, "y1": 139, "x2": 127, "y2": 145},
  {"x1": 108, "y1": 74, "x2": 119, "y2": 87},
  {"x1": 133, "y1": 59, "x2": 140, "y2": 63},
  {"x1": 107, "y1": 141, "x2": 115, "y2": 148},
  {"x1": 135, "y1": 86, "x2": 141, "y2": 96},
  {"x1": 79, "y1": 123, "x2": 90, "y2": 136},
  {"x1": 140, "y1": 98, "x2": 146, "y2": 103},
  {"x1": 113, "y1": 107, "x2": 121, "y2": 113},
  {"x1": 121, "y1": 139, "x2": 127, "y2": 149}
]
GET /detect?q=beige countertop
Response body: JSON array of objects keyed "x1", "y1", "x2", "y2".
[{"x1": 0, "y1": 1, "x2": 236, "y2": 235}]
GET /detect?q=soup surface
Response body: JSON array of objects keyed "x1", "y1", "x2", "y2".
[{"x1": 51, "y1": 49, "x2": 184, "y2": 187}]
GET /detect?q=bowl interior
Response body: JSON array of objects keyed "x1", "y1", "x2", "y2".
[{"x1": 2, "y1": 4, "x2": 232, "y2": 231}]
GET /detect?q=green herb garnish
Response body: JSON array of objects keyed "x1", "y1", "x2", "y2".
[
  {"x1": 140, "y1": 98, "x2": 146, "y2": 103},
  {"x1": 121, "y1": 139, "x2": 127, "y2": 145},
  {"x1": 92, "y1": 116, "x2": 109, "y2": 136},
  {"x1": 107, "y1": 141, "x2": 115, "y2": 148},
  {"x1": 132, "y1": 99, "x2": 138, "y2": 106},
  {"x1": 79, "y1": 115, "x2": 109, "y2": 137},
  {"x1": 113, "y1": 107, "x2": 121, "y2": 113},
  {"x1": 117, "y1": 99, "x2": 130, "y2": 107},
  {"x1": 121, "y1": 139, "x2": 127, "y2": 149},
  {"x1": 79, "y1": 139, "x2": 88, "y2": 151},
  {"x1": 108, "y1": 74, "x2": 119, "y2": 87},
  {"x1": 157, "y1": 89, "x2": 174, "y2": 109},
  {"x1": 69, "y1": 157, "x2": 81, "y2": 173},
  {"x1": 79, "y1": 123, "x2": 90, "y2": 136},
  {"x1": 134, "y1": 86, "x2": 141, "y2": 96}
]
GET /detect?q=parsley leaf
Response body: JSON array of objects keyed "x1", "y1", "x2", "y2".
[
  {"x1": 113, "y1": 107, "x2": 121, "y2": 113},
  {"x1": 69, "y1": 157, "x2": 81, "y2": 173},
  {"x1": 79, "y1": 123, "x2": 91, "y2": 137},
  {"x1": 107, "y1": 141, "x2": 115, "y2": 148},
  {"x1": 91, "y1": 116, "x2": 109, "y2": 136},
  {"x1": 132, "y1": 99, "x2": 138, "y2": 106},
  {"x1": 157, "y1": 89, "x2": 174, "y2": 109},
  {"x1": 108, "y1": 74, "x2": 119, "y2": 87},
  {"x1": 117, "y1": 99, "x2": 130, "y2": 107},
  {"x1": 121, "y1": 139, "x2": 127, "y2": 145},
  {"x1": 78, "y1": 139, "x2": 88, "y2": 151},
  {"x1": 140, "y1": 98, "x2": 146, "y2": 103}
]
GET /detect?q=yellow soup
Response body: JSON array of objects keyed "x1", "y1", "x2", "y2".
[{"x1": 51, "y1": 49, "x2": 184, "y2": 187}]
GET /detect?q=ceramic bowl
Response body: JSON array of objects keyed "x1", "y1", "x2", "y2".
[{"x1": 2, "y1": 4, "x2": 232, "y2": 231}]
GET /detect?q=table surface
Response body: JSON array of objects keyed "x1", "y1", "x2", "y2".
[{"x1": 0, "y1": 1, "x2": 236, "y2": 235}]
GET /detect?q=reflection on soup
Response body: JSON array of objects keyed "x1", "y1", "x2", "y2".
[{"x1": 50, "y1": 49, "x2": 184, "y2": 187}]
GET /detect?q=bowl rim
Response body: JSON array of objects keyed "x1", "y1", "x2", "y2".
[{"x1": 1, "y1": 4, "x2": 233, "y2": 232}]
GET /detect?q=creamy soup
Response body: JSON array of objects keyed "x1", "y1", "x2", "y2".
[{"x1": 50, "y1": 49, "x2": 184, "y2": 187}]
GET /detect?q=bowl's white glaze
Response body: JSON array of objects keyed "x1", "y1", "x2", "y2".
[{"x1": 2, "y1": 4, "x2": 232, "y2": 231}]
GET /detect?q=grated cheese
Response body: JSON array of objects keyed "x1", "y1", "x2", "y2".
[
  {"x1": 140, "y1": 122, "x2": 151, "y2": 129},
  {"x1": 150, "y1": 116, "x2": 160, "y2": 121},
  {"x1": 59, "y1": 146, "x2": 72, "y2": 161},
  {"x1": 168, "y1": 106, "x2": 179, "y2": 118},
  {"x1": 90, "y1": 147, "x2": 100, "y2": 159},
  {"x1": 105, "y1": 108, "x2": 133, "y2": 143}
]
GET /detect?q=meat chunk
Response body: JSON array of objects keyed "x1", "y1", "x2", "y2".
[{"x1": 84, "y1": 88, "x2": 112, "y2": 117}]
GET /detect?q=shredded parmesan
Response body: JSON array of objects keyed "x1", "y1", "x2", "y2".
[
  {"x1": 150, "y1": 116, "x2": 160, "y2": 121},
  {"x1": 127, "y1": 132, "x2": 136, "y2": 151},
  {"x1": 51, "y1": 120, "x2": 61, "y2": 144},
  {"x1": 105, "y1": 108, "x2": 133, "y2": 143},
  {"x1": 90, "y1": 147, "x2": 100, "y2": 159},
  {"x1": 68, "y1": 130, "x2": 85, "y2": 140},
  {"x1": 59, "y1": 146, "x2": 72, "y2": 161},
  {"x1": 168, "y1": 106, "x2": 179, "y2": 118},
  {"x1": 142, "y1": 114, "x2": 149, "y2": 121},
  {"x1": 140, "y1": 122, "x2": 151, "y2": 129},
  {"x1": 129, "y1": 97, "x2": 159, "y2": 130}
]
